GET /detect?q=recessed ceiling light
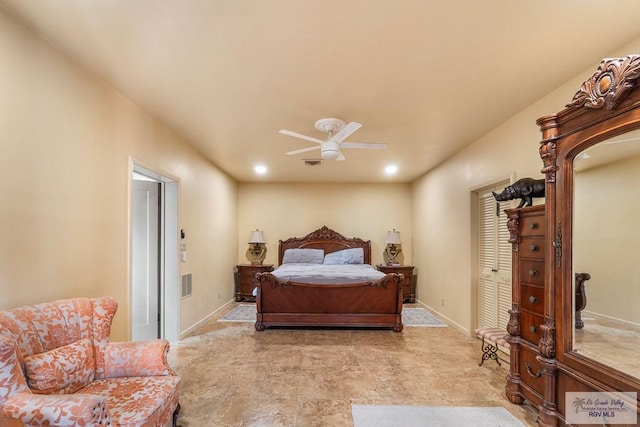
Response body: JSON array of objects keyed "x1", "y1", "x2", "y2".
[
  {"x1": 384, "y1": 164, "x2": 398, "y2": 175},
  {"x1": 254, "y1": 164, "x2": 267, "y2": 175}
]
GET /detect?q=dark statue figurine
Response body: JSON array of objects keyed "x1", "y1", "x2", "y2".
[{"x1": 492, "y1": 177, "x2": 545, "y2": 208}]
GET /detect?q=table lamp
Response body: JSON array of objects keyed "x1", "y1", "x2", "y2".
[
  {"x1": 383, "y1": 229, "x2": 404, "y2": 266},
  {"x1": 246, "y1": 229, "x2": 267, "y2": 265}
]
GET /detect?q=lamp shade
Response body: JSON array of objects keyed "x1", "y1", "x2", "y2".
[
  {"x1": 248, "y1": 229, "x2": 266, "y2": 244},
  {"x1": 385, "y1": 229, "x2": 402, "y2": 245}
]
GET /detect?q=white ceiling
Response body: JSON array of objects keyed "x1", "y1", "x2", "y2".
[{"x1": 3, "y1": 0, "x2": 640, "y2": 183}]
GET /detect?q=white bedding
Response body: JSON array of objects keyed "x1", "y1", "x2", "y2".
[{"x1": 270, "y1": 263, "x2": 385, "y2": 284}]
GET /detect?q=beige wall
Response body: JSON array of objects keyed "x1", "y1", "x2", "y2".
[
  {"x1": 411, "y1": 115, "x2": 543, "y2": 332},
  {"x1": 238, "y1": 183, "x2": 412, "y2": 267},
  {"x1": 412, "y1": 38, "x2": 640, "y2": 334},
  {"x1": 0, "y1": 10, "x2": 238, "y2": 340}
]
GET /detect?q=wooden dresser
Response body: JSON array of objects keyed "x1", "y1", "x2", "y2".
[
  {"x1": 505, "y1": 56, "x2": 640, "y2": 426},
  {"x1": 505, "y1": 204, "x2": 546, "y2": 407},
  {"x1": 235, "y1": 264, "x2": 273, "y2": 302}
]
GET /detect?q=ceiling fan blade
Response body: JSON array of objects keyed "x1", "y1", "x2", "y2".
[
  {"x1": 286, "y1": 146, "x2": 321, "y2": 155},
  {"x1": 279, "y1": 129, "x2": 324, "y2": 144},
  {"x1": 330, "y1": 121, "x2": 362, "y2": 143},
  {"x1": 336, "y1": 152, "x2": 346, "y2": 161},
  {"x1": 341, "y1": 142, "x2": 387, "y2": 149}
]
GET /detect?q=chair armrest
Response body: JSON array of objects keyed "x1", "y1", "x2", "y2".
[
  {"x1": 98, "y1": 340, "x2": 176, "y2": 378},
  {"x1": 0, "y1": 336, "x2": 30, "y2": 403},
  {"x1": 1, "y1": 392, "x2": 110, "y2": 425}
]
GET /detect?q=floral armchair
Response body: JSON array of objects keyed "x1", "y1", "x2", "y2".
[{"x1": 0, "y1": 297, "x2": 181, "y2": 427}]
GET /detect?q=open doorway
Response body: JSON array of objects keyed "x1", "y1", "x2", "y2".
[
  {"x1": 131, "y1": 176, "x2": 161, "y2": 340},
  {"x1": 130, "y1": 161, "x2": 180, "y2": 342}
]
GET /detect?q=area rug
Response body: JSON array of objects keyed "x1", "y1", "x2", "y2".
[
  {"x1": 402, "y1": 308, "x2": 447, "y2": 327},
  {"x1": 218, "y1": 304, "x2": 256, "y2": 322},
  {"x1": 218, "y1": 305, "x2": 446, "y2": 327},
  {"x1": 351, "y1": 405, "x2": 525, "y2": 427}
]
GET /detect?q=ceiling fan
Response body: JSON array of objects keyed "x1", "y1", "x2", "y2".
[{"x1": 279, "y1": 118, "x2": 387, "y2": 161}]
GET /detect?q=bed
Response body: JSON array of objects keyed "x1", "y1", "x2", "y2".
[{"x1": 254, "y1": 226, "x2": 404, "y2": 332}]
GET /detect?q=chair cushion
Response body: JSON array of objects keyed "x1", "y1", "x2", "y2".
[
  {"x1": 78, "y1": 376, "x2": 181, "y2": 427},
  {"x1": 23, "y1": 338, "x2": 95, "y2": 394}
]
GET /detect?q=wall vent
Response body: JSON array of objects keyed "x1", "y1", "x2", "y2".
[
  {"x1": 181, "y1": 273, "x2": 192, "y2": 298},
  {"x1": 303, "y1": 159, "x2": 323, "y2": 166}
]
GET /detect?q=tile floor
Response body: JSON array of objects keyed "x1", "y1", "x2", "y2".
[{"x1": 169, "y1": 303, "x2": 539, "y2": 426}]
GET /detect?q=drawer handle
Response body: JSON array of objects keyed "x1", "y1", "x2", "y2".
[
  {"x1": 526, "y1": 362, "x2": 543, "y2": 378},
  {"x1": 529, "y1": 296, "x2": 538, "y2": 304},
  {"x1": 529, "y1": 325, "x2": 538, "y2": 333},
  {"x1": 529, "y1": 223, "x2": 539, "y2": 230},
  {"x1": 529, "y1": 269, "x2": 539, "y2": 277},
  {"x1": 529, "y1": 244, "x2": 539, "y2": 252}
]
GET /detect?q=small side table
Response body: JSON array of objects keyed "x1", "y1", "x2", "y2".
[
  {"x1": 377, "y1": 264, "x2": 415, "y2": 303},
  {"x1": 234, "y1": 264, "x2": 274, "y2": 302}
]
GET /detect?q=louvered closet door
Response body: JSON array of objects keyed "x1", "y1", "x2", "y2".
[{"x1": 477, "y1": 184, "x2": 514, "y2": 329}]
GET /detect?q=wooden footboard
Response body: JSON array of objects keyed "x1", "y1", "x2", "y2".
[{"x1": 254, "y1": 272, "x2": 404, "y2": 332}]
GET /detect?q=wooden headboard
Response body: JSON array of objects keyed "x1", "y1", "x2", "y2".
[{"x1": 278, "y1": 226, "x2": 372, "y2": 265}]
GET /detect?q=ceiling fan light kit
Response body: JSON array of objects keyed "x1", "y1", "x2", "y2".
[
  {"x1": 321, "y1": 140, "x2": 340, "y2": 159},
  {"x1": 279, "y1": 117, "x2": 387, "y2": 161}
]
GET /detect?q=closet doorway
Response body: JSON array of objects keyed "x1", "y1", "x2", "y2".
[
  {"x1": 474, "y1": 181, "x2": 514, "y2": 330},
  {"x1": 130, "y1": 161, "x2": 180, "y2": 342}
]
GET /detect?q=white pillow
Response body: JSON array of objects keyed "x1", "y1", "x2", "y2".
[
  {"x1": 282, "y1": 248, "x2": 325, "y2": 264},
  {"x1": 323, "y1": 248, "x2": 364, "y2": 265}
]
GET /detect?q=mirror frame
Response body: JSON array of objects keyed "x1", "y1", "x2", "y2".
[{"x1": 537, "y1": 55, "x2": 640, "y2": 400}]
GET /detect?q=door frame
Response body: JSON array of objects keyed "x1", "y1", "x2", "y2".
[
  {"x1": 469, "y1": 173, "x2": 515, "y2": 336},
  {"x1": 128, "y1": 158, "x2": 180, "y2": 342}
]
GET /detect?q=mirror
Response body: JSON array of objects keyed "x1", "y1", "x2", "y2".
[{"x1": 572, "y1": 130, "x2": 640, "y2": 379}]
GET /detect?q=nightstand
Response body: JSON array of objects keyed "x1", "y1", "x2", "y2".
[
  {"x1": 377, "y1": 264, "x2": 415, "y2": 303},
  {"x1": 234, "y1": 264, "x2": 274, "y2": 302}
]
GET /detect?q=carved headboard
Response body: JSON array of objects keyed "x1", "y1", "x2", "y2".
[{"x1": 278, "y1": 226, "x2": 372, "y2": 265}]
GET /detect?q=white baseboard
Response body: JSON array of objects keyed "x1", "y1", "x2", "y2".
[{"x1": 179, "y1": 298, "x2": 235, "y2": 339}]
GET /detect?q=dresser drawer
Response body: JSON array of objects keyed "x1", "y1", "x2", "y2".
[
  {"x1": 518, "y1": 344, "x2": 545, "y2": 397},
  {"x1": 521, "y1": 285, "x2": 544, "y2": 314},
  {"x1": 520, "y1": 311, "x2": 544, "y2": 344},
  {"x1": 520, "y1": 236, "x2": 545, "y2": 259},
  {"x1": 519, "y1": 260, "x2": 544, "y2": 286},
  {"x1": 519, "y1": 215, "x2": 544, "y2": 237},
  {"x1": 238, "y1": 269, "x2": 258, "y2": 281}
]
